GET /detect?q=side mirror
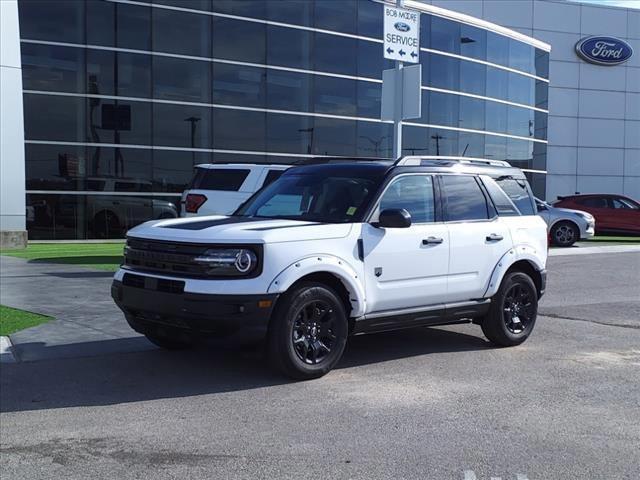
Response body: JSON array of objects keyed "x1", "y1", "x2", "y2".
[{"x1": 378, "y1": 208, "x2": 412, "y2": 228}]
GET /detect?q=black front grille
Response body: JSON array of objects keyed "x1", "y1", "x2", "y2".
[
  {"x1": 123, "y1": 237, "x2": 263, "y2": 279},
  {"x1": 124, "y1": 238, "x2": 211, "y2": 277}
]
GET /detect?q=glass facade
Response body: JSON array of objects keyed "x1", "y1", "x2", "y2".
[{"x1": 18, "y1": 0, "x2": 549, "y2": 239}]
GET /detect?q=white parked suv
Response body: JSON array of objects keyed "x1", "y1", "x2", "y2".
[
  {"x1": 112, "y1": 157, "x2": 548, "y2": 379},
  {"x1": 181, "y1": 163, "x2": 290, "y2": 217}
]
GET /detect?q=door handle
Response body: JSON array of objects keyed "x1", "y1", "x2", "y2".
[
  {"x1": 486, "y1": 233, "x2": 503, "y2": 242},
  {"x1": 422, "y1": 236, "x2": 443, "y2": 245}
]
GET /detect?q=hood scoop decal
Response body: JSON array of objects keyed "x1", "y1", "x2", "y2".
[{"x1": 162, "y1": 216, "x2": 257, "y2": 230}]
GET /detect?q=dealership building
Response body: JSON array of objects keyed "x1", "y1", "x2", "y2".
[{"x1": 0, "y1": 0, "x2": 637, "y2": 242}]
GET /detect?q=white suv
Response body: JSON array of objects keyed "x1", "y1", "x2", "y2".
[
  {"x1": 181, "y1": 163, "x2": 289, "y2": 217},
  {"x1": 112, "y1": 158, "x2": 548, "y2": 379}
]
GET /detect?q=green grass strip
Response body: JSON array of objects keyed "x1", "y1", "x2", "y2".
[
  {"x1": 0, "y1": 305, "x2": 52, "y2": 336},
  {"x1": 1, "y1": 243, "x2": 124, "y2": 271}
]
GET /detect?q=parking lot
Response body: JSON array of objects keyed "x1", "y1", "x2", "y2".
[{"x1": 1, "y1": 250, "x2": 639, "y2": 480}]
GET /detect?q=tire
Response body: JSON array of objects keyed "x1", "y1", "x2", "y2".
[
  {"x1": 145, "y1": 333, "x2": 193, "y2": 350},
  {"x1": 551, "y1": 221, "x2": 578, "y2": 247},
  {"x1": 481, "y1": 271, "x2": 538, "y2": 347},
  {"x1": 267, "y1": 282, "x2": 348, "y2": 380}
]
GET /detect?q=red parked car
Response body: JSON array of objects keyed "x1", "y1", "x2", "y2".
[{"x1": 553, "y1": 194, "x2": 640, "y2": 235}]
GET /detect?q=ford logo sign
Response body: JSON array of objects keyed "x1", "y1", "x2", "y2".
[
  {"x1": 575, "y1": 36, "x2": 633, "y2": 66},
  {"x1": 394, "y1": 22, "x2": 411, "y2": 33}
]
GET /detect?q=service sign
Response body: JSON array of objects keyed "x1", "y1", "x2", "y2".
[
  {"x1": 383, "y1": 6, "x2": 420, "y2": 63},
  {"x1": 575, "y1": 36, "x2": 633, "y2": 66}
]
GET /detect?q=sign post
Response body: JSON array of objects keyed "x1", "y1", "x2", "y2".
[{"x1": 383, "y1": 0, "x2": 420, "y2": 159}]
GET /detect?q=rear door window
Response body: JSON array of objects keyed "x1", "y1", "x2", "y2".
[
  {"x1": 494, "y1": 177, "x2": 535, "y2": 215},
  {"x1": 190, "y1": 168, "x2": 250, "y2": 191},
  {"x1": 441, "y1": 175, "x2": 490, "y2": 221}
]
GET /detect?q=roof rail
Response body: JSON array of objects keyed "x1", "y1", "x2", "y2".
[
  {"x1": 292, "y1": 156, "x2": 391, "y2": 166},
  {"x1": 395, "y1": 156, "x2": 512, "y2": 168}
]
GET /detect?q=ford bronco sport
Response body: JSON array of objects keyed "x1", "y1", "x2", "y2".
[{"x1": 112, "y1": 157, "x2": 548, "y2": 380}]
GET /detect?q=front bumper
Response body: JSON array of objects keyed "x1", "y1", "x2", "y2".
[
  {"x1": 111, "y1": 274, "x2": 278, "y2": 343},
  {"x1": 582, "y1": 222, "x2": 595, "y2": 239}
]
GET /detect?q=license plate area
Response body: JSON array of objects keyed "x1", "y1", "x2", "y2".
[{"x1": 123, "y1": 273, "x2": 185, "y2": 294}]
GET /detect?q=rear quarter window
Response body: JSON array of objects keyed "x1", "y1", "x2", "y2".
[
  {"x1": 494, "y1": 177, "x2": 535, "y2": 215},
  {"x1": 190, "y1": 168, "x2": 250, "y2": 191}
]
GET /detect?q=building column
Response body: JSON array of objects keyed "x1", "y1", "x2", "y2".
[{"x1": 0, "y1": 0, "x2": 27, "y2": 248}]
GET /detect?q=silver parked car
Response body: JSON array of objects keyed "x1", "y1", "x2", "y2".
[{"x1": 535, "y1": 198, "x2": 595, "y2": 247}]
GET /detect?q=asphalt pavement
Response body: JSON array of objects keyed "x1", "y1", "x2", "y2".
[{"x1": 1, "y1": 251, "x2": 639, "y2": 479}]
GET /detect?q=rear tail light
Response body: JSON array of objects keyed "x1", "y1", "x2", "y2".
[{"x1": 185, "y1": 193, "x2": 207, "y2": 213}]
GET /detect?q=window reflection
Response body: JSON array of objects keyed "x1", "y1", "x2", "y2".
[
  {"x1": 87, "y1": 0, "x2": 115, "y2": 47},
  {"x1": 22, "y1": 44, "x2": 85, "y2": 93},
  {"x1": 26, "y1": 193, "x2": 178, "y2": 240},
  {"x1": 267, "y1": 25, "x2": 313, "y2": 70},
  {"x1": 314, "y1": 77, "x2": 357, "y2": 116},
  {"x1": 460, "y1": 24, "x2": 486, "y2": 61},
  {"x1": 153, "y1": 104, "x2": 210, "y2": 149},
  {"x1": 357, "y1": 122, "x2": 392, "y2": 158},
  {"x1": 152, "y1": 8, "x2": 211, "y2": 57},
  {"x1": 213, "y1": 109, "x2": 266, "y2": 151},
  {"x1": 19, "y1": 0, "x2": 84, "y2": 43},
  {"x1": 25, "y1": 94, "x2": 85, "y2": 142},
  {"x1": 153, "y1": 57, "x2": 211, "y2": 102},
  {"x1": 312, "y1": 118, "x2": 356, "y2": 157},
  {"x1": 266, "y1": 69, "x2": 311, "y2": 111},
  {"x1": 213, "y1": 17, "x2": 266, "y2": 63},
  {"x1": 116, "y1": 3, "x2": 150, "y2": 51},
  {"x1": 214, "y1": 63, "x2": 266, "y2": 108},
  {"x1": 266, "y1": 114, "x2": 314, "y2": 154},
  {"x1": 267, "y1": 0, "x2": 313, "y2": 26}
]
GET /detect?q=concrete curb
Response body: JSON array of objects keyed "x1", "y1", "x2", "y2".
[
  {"x1": 549, "y1": 244, "x2": 640, "y2": 256},
  {"x1": 0, "y1": 336, "x2": 17, "y2": 363}
]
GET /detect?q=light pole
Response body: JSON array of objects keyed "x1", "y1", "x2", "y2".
[{"x1": 184, "y1": 116, "x2": 201, "y2": 163}]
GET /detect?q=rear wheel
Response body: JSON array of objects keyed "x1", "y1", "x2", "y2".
[
  {"x1": 551, "y1": 221, "x2": 578, "y2": 247},
  {"x1": 268, "y1": 282, "x2": 348, "y2": 380},
  {"x1": 481, "y1": 271, "x2": 538, "y2": 347}
]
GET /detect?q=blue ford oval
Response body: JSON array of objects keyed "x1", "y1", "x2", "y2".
[
  {"x1": 394, "y1": 22, "x2": 411, "y2": 33},
  {"x1": 575, "y1": 36, "x2": 633, "y2": 66}
]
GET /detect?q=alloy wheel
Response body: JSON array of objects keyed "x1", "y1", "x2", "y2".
[
  {"x1": 502, "y1": 283, "x2": 535, "y2": 334},
  {"x1": 292, "y1": 300, "x2": 337, "y2": 365}
]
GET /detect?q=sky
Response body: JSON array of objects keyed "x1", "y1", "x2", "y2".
[{"x1": 566, "y1": 0, "x2": 640, "y2": 9}]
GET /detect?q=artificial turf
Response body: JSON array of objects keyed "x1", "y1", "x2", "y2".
[{"x1": 1, "y1": 243, "x2": 124, "y2": 271}]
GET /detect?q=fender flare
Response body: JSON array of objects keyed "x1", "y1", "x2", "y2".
[
  {"x1": 267, "y1": 255, "x2": 366, "y2": 318},
  {"x1": 483, "y1": 244, "x2": 546, "y2": 298}
]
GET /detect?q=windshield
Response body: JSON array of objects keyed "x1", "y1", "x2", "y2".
[{"x1": 234, "y1": 172, "x2": 382, "y2": 223}]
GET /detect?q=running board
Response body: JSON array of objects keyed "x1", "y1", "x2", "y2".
[{"x1": 352, "y1": 299, "x2": 491, "y2": 335}]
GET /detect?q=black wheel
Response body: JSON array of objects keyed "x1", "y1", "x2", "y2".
[
  {"x1": 267, "y1": 282, "x2": 348, "y2": 380},
  {"x1": 93, "y1": 211, "x2": 120, "y2": 239},
  {"x1": 481, "y1": 271, "x2": 538, "y2": 347},
  {"x1": 551, "y1": 221, "x2": 578, "y2": 247},
  {"x1": 145, "y1": 333, "x2": 192, "y2": 350}
]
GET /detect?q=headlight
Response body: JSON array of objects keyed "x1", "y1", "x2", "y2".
[
  {"x1": 194, "y1": 248, "x2": 258, "y2": 276},
  {"x1": 577, "y1": 212, "x2": 594, "y2": 221}
]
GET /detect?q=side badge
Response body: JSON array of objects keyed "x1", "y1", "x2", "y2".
[{"x1": 374, "y1": 267, "x2": 383, "y2": 278}]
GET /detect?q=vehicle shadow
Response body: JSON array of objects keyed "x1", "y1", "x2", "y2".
[{"x1": 1, "y1": 326, "x2": 489, "y2": 414}]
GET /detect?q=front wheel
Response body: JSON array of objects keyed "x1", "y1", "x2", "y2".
[
  {"x1": 481, "y1": 272, "x2": 538, "y2": 347},
  {"x1": 267, "y1": 282, "x2": 348, "y2": 380}
]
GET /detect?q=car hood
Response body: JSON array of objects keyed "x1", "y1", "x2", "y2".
[{"x1": 126, "y1": 216, "x2": 354, "y2": 244}]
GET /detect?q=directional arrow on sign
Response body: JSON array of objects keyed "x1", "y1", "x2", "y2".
[
  {"x1": 399, "y1": 49, "x2": 406, "y2": 56},
  {"x1": 410, "y1": 51, "x2": 417, "y2": 58},
  {"x1": 386, "y1": 47, "x2": 394, "y2": 54}
]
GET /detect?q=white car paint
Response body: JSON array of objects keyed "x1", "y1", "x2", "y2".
[{"x1": 119, "y1": 206, "x2": 547, "y2": 319}]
